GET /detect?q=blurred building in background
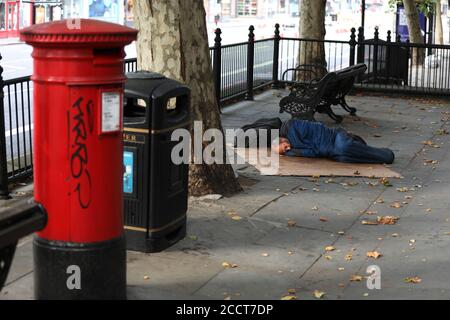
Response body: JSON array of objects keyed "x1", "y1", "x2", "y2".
[
  {"x1": 204, "y1": 0, "x2": 300, "y2": 21},
  {"x1": 0, "y1": 0, "x2": 126, "y2": 38}
]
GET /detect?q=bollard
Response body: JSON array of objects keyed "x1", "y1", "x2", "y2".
[{"x1": 20, "y1": 19, "x2": 137, "y2": 300}]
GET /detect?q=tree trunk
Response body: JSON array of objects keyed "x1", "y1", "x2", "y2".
[
  {"x1": 435, "y1": 0, "x2": 443, "y2": 45},
  {"x1": 132, "y1": 0, "x2": 241, "y2": 197},
  {"x1": 297, "y1": 0, "x2": 326, "y2": 81},
  {"x1": 403, "y1": 0, "x2": 425, "y2": 65}
]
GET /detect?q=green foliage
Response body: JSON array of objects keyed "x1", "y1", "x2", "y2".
[{"x1": 387, "y1": 0, "x2": 437, "y2": 17}]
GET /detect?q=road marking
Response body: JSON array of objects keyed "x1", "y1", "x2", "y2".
[
  {"x1": 2, "y1": 64, "x2": 27, "y2": 70},
  {"x1": 5, "y1": 123, "x2": 33, "y2": 138},
  {"x1": 222, "y1": 61, "x2": 273, "y2": 77}
]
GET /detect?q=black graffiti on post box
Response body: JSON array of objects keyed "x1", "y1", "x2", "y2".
[{"x1": 70, "y1": 97, "x2": 94, "y2": 209}]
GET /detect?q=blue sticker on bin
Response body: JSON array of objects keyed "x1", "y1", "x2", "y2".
[{"x1": 123, "y1": 151, "x2": 134, "y2": 194}]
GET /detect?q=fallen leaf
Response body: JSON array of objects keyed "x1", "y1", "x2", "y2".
[
  {"x1": 362, "y1": 220, "x2": 379, "y2": 225},
  {"x1": 404, "y1": 276, "x2": 422, "y2": 284},
  {"x1": 313, "y1": 290, "x2": 326, "y2": 299},
  {"x1": 143, "y1": 275, "x2": 150, "y2": 280},
  {"x1": 390, "y1": 202, "x2": 403, "y2": 208},
  {"x1": 396, "y1": 187, "x2": 409, "y2": 192},
  {"x1": 281, "y1": 295, "x2": 297, "y2": 300},
  {"x1": 222, "y1": 262, "x2": 238, "y2": 269},
  {"x1": 324, "y1": 255, "x2": 333, "y2": 260},
  {"x1": 338, "y1": 267, "x2": 345, "y2": 271},
  {"x1": 350, "y1": 275, "x2": 363, "y2": 282},
  {"x1": 361, "y1": 210, "x2": 378, "y2": 215},
  {"x1": 231, "y1": 215, "x2": 242, "y2": 221},
  {"x1": 325, "y1": 246, "x2": 336, "y2": 252},
  {"x1": 261, "y1": 252, "x2": 269, "y2": 257},
  {"x1": 287, "y1": 289, "x2": 296, "y2": 294},
  {"x1": 188, "y1": 235, "x2": 198, "y2": 241},
  {"x1": 320, "y1": 217, "x2": 328, "y2": 222},
  {"x1": 380, "y1": 178, "x2": 392, "y2": 187},
  {"x1": 345, "y1": 254, "x2": 353, "y2": 261},
  {"x1": 366, "y1": 251, "x2": 382, "y2": 259},
  {"x1": 287, "y1": 219, "x2": 297, "y2": 227},
  {"x1": 312, "y1": 206, "x2": 319, "y2": 211},
  {"x1": 377, "y1": 216, "x2": 399, "y2": 225}
]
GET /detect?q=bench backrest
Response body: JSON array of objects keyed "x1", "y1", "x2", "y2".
[{"x1": 323, "y1": 64, "x2": 367, "y2": 99}]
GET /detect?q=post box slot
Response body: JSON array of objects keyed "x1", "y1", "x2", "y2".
[{"x1": 93, "y1": 47, "x2": 122, "y2": 57}]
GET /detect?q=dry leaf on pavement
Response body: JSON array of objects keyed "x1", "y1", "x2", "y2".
[
  {"x1": 313, "y1": 290, "x2": 326, "y2": 299},
  {"x1": 390, "y1": 202, "x2": 403, "y2": 208},
  {"x1": 325, "y1": 246, "x2": 336, "y2": 252},
  {"x1": 281, "y1": 295, "x2": 297, "y2": 300},
  {"x1": 366, "y1": 251, "x2": 382, "y2": 259},
  {"x1": 350, "y1": 275, "x2": 363, "y2": 282},
  {"x1": 404, "y1": 276, "x2": 422, "y2": 284},
  {"x1": 222, "y1": 262, "x2": 238, "y2": 269},
  {"x1": 362, "y1": 220, "x2": 379, "y2": 225},
  {"x1": 377, "y1": 216, "x2": 399, "y2": 225}
]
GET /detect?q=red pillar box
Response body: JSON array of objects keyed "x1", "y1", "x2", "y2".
[{"x1": 20, "y1": 19, "x2": 137, "y2": 300}]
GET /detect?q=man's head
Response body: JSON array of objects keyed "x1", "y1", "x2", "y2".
[{"x1": 273, "y1": 137, "x2": 291, "y2": 155}]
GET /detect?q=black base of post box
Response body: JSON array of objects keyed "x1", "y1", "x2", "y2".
[
  {"x1": 33, "y1": 235, "x2": 126, "y2": 300},
  {"x1": 125, "y1": 215, "x2": 186, "y2": 253}
]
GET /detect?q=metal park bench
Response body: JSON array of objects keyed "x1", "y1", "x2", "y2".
[
  {"x1": 279, "y1": 63, "x2": 367, "y2": 123},
  {"x1": 0, "y1": 199, "x2": 46, "y2": 291}
]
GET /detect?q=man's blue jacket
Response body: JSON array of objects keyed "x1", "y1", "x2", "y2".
[{"x1": 280, "y1": 119, "x2": 394, "y2": 164}]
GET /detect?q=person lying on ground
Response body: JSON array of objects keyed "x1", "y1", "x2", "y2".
[{"x1": 273, "y1": 119, "x2": 395, "y2": 164}]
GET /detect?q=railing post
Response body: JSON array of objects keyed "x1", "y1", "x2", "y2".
[
  {"x1": 349, "y1": 27, "x2": 357, "y2": 66},
  {"x1": 272, "y1": 23, "x2": 281, "y2": 87},
  {"x1": 246, "y1": 25, "x2": 255, "y2": 101},
  {"x1": 356, "y1": 26, "x2": 365, "y2": 64},
  {"x1": 386, "y1": 30, "x2": 392, "y2": 84},
  {"x1": 213, "y1": 28, "x2": 222, "y2": 110},
  {"x1": 373, "y1": 27, "x2": 379, "y2": 83},
  {"x1": 0, "y1": 54, "x2": 9, "y2": 199}
]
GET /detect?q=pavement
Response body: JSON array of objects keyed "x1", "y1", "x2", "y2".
[{"x1": 2, "y1": 89, "x2": 450, "y2": 300}]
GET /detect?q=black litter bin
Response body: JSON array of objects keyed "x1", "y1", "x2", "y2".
[{"x1": 123, "y1": 71, "x2": 190, "y2": 253}]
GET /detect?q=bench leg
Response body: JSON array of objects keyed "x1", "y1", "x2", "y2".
[
  {"x1": 317, "y1": 105, "x2": 343, "y2": 123},
  {"x1": 0, "y1": 242, "x2": 17, "y2": 291},
  {"x1": 340, "y1": 98, "x2": 357, "y2": 115}
]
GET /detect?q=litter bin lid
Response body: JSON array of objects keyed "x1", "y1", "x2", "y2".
[{"x1": 126, "y1": 71, "x2": 166, "y2": 80}]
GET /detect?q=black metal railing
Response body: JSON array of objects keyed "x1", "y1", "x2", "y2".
[
  {"x1": 0, "y1": 71, "x2": 33, "y2": 198},
  {"x1": 3, "y1": 24, "x2": 450, "y2": 193},
  {"x1": 356, "y1": 27, "x2": 450, "y2": 94}
]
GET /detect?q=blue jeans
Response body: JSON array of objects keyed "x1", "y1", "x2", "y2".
[{"x1": 332, "y1": 131, "x2": 395, "y2": 164}]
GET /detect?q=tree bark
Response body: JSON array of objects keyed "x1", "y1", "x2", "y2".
[
  {"x1": 403, "y1": 0, "x2": 425, "y2": 65},
  {"x1": 435, "y1": 0, "x2": 443, "y2": 45},
  {"x1": 132, "y1": 0, "x2": 241, "y2": 197},
  {"x1": 297, "y1": 0, "x2": 326, "y2": 80}
]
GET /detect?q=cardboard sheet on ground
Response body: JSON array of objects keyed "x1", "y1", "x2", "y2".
[{"x1": 233, "y1": 148, "x2": 401, "y2": 178}]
